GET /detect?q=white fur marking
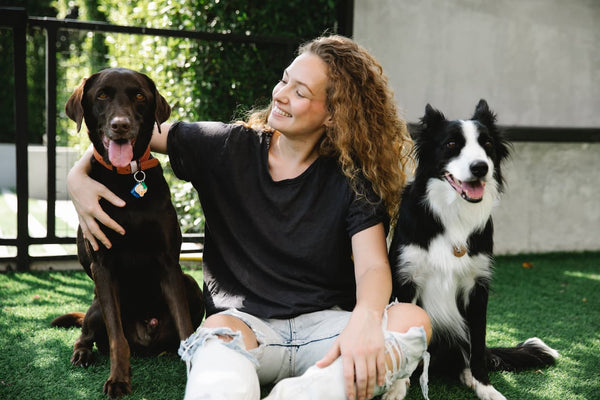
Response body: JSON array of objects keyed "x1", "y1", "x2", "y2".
[
  {"x1": 523, "y1": 337, "x2": 560, "y2": 359},
  {"x1": 461, "y1": 369, "x2": 506, "y2": 400},
  {"x1": 398, "y1": 243, "x2": 492, "y2": 342},
  {"x1": 445, "y1": 121, "x2": 492, "y2": 183},
  {"x1": 382, "y1": 377, "x2": 410, "y2": 400}
]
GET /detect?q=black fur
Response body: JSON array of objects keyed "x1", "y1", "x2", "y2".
[{"x1": 389, "y1": 100, "x2": 557, "y2": 399}]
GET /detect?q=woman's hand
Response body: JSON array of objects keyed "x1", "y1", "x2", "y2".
[
  {"x1": 317, "y1": 305, "x2": 386, "y2": 400},
  {"x1": 316, "y1": 223, "x2": 391, "y2": 399},
  {"x1": 67, "y1": 147, "x2": 125, "y2": 250}
]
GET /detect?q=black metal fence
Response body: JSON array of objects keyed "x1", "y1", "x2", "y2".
[
  {"x1": 1, "y1": 7, "x2": 598, "y2": 272},
  {"x1": 0, "y1": 7, "x2": 304, "y2": 271}
]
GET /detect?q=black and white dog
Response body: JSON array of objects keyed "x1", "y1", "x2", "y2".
[{"x1": 387, "y1": 100, "x2": 558, "y2": 400}]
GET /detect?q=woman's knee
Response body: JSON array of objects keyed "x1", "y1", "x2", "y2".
[
  {"x1": 386, "y1": 303, "x2": 432, "y2": 344},
  {"x1": 203, "y1": 314, "x2": 259, "y2": 350}
]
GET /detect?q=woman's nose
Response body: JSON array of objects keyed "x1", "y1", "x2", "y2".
[{"x1": 273, "y1": 83, "x2": 289, "y2": 103}]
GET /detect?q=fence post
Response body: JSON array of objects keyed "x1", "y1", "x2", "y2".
[
  {"x1": 12, "y1": 8, "x2": 30, "y2": 271},
  {"x1": 46, "y1": 23, "x2": 58, "y2": 240}
]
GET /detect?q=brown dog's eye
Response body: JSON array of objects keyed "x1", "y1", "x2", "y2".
[
  {"x1": 136, "y1": 93, "x2": 146, "y2": 102},
  {"x1": 97, "y1": 92, "x2": 108, "y2": 100}
]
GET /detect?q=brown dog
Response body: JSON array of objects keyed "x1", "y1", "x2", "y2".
[{"x1": 52, "y1": 68, "x2": 204, "y2": 398}]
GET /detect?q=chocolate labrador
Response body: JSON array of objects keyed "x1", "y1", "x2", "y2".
[{"x1": 52, "y1": 68, "x2": 204, "y2": 398}]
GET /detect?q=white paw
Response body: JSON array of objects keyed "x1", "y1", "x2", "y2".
[
  {"x1": 382, "y1": 377, "x2": 410, "y2": 400},
  {"x1": 473, "y1": 383, "x2": 506, "y2": 400},
  {"x1": 459, "y1": 368, "x2": 474, "y2": 387},
  {"x1": 460, "y1": 368, "x2": 506, "y2": 400}
]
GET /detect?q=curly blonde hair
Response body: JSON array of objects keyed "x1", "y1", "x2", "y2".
[{"x1": 244, "y1": 35, "x2": 413, "y2": 220}]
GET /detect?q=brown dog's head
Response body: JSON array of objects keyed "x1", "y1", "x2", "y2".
[{"x1": 65, "y1": 68, "x2": 171, "y2": 168}]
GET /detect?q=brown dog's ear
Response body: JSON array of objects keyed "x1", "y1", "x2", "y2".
[
  {"x1": 65, "y1": 77, "x2": 87, "y2": 132},
  {"x1": 142, "y1": 74, "x2": 171, "y2": 134},
  {"x1": 154, "y1": 91, "x2": 171, "y2": 134}
]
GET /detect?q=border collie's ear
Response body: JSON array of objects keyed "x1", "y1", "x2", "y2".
[
  {"x1": 420, "y1": 103, "x2": 445, "y2": 130},
  {"x1": 472, "y1": 99, "x2": 496, "y2": 127}
]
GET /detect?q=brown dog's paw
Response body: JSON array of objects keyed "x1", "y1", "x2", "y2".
[
  {"x1": 103, "y1": 377, "x2": 132, "y2": 399},
  {"x1": 71, "y1": 348, "x2": 94, "y2": 368}
]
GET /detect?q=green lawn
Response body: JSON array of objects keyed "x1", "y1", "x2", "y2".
[{"x1": 0, "y1": 253, "x2": 598, "y2": 400}]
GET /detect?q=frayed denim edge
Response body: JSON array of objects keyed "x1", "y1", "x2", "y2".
[{"x1": 178, "y1": 327, "x2": 260, "y2": 368}]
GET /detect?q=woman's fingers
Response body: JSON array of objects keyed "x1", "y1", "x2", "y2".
[{"x1": 342, "y1": 354, "x2": 356, "y2": 400}]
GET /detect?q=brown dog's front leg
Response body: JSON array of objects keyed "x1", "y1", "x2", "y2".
[
  {"x1": 93, "y1": 263, "x2": 132, "y2": 398},
  {"x1": 161, "y1": 267, "x2": 195, "y2": 340}
]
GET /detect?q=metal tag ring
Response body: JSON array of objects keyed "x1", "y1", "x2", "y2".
[{"x1": 133, "y1": 170, "x2": 146, "y2": 183}]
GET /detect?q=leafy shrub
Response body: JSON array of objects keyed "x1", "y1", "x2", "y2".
[{"x1": 4, "y1": 0, "x2": 343, "y2": 233}]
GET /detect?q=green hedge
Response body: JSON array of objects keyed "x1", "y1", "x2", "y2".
[{"x1": 1, "y1": 0, "x2": 345, "y2": 233}]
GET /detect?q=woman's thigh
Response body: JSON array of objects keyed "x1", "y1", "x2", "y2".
[{"x1": 292, "y1": 309, "x2": 351, "y2": 376}]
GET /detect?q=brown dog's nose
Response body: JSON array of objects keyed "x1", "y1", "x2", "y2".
[{"x1": 110, "y1": 116, "x2": 131, "y2": 133}]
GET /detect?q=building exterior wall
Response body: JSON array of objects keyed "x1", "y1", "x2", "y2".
[
  {"x1": 353, "y1": 0, "x2": 600, "y2": 254},
  {"x1": 353, "y1": 0, "x2": 599, "y2": 127}
]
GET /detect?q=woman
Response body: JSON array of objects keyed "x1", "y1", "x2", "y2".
[{"x1": 68, "y1": 35, "x2": 432, "y2": 400}]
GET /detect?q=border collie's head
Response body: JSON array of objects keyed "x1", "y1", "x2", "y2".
[{"x1": 414, "y1": 99, "x2": 510, "y2": 203}]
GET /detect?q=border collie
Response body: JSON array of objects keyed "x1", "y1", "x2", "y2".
[{"x1": 386, "y1": 100, "x2": 558, "y2": 400}]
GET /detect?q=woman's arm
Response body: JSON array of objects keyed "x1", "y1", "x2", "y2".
[
  {"x1": 67, "y1": 145, "x2": 126, "y2": 250},
  {"x1": 150, "y1": 122, "x2": 172, "y2": 153},
  {"x1": 317, "y1": 222, "x2": 391, "y2": 400}
]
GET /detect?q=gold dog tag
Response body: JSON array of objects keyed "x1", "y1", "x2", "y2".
[{"x1": 453, "y1": 245, "x2": 467, "y2": 257}]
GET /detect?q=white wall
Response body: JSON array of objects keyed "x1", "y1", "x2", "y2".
[
  {"x1": 493, "y1": 142, "x2": 600, "y2": 254},
  {"x1": 353, "y1": 0, "x2": 600, "y2": 127},
  {"x1": 353, "y1": 0, "x2": 600, "y2": 254},
  {"x1": 0, "y1": 144, "x2": 78, "y2": 200}
]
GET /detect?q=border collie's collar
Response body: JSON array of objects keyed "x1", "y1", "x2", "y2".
[{"x1": 93, "y1": 146, "x2": 159, "y2": 174}]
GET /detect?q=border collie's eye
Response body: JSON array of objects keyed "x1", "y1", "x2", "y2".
[
  {"x1": 446, "y1": 141, "x2": 456, "y2": 149},
  {"x1": 484, "y1": 140, "x2": 493, "y2": 149},
  {"x1": 135, "y1": 93, "x2": 146, "y2": 102}
]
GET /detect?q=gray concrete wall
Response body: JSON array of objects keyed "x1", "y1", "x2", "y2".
[
  {"x1": 353, "y1": 0, "x2": 600, "y2": 254},
  {"x1": 353, "y1": 0, "x2": 599, "y2": 127},
  {"x1": 0, "y1": 144, "x2": 78, "y2": 200},
  {"x1": 493, "y1": 142, "x2": 600, "y2": 254}
]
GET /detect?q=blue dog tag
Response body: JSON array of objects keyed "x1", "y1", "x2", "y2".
[
  {"x1": 131, "y1": 181, "x2": 148, "y2": 198},
  {"x1": 131, "y1": 170, "x2": 148, "y2": 198}
]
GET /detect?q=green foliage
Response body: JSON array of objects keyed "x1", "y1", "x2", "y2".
[
  {"x1": 2, "y1": 0, "x2": 342, "y2": 232},
  {"x1": 0, "y1": 0, "x2": 57, "y2": 144}
]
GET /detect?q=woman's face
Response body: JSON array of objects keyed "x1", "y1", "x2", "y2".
[{"x1": 268, "y1": 52, "x2": 330, "y2": 140}]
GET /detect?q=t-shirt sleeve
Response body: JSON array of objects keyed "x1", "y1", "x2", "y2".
[
  {"x1": 346, "y1": 177, "x2": 390, "y2": 238},
  {"x1": 167, "y1": 121, "x2": 231, "y2": 182}
]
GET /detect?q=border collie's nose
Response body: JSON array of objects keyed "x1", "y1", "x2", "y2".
[{"x1": 470, "y1": 161, "x2": 488, "y2": 178}]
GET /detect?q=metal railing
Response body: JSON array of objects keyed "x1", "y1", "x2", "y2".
[
  {"x1": 1, "y1": 7, "x2": 598, "y2": 271},
  {"x1": 0, "y1": 7, "x2": 305, "y2": 271}
]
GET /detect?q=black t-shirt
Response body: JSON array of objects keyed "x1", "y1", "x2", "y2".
[{"x1": 167, "y1": 121, "x2": 389, "y2": 319}]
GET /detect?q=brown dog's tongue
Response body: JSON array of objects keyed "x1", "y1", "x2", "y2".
[{"x1": 108, "y1": 140, "x2": 133, "y2": 168}]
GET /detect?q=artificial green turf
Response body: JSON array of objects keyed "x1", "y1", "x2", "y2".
[{"x1": 1, "y1": 254, "x2": 599, "y2": 400}]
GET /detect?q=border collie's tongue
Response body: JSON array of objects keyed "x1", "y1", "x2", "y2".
[
  {"x1": 462, "y1": 181, "x2": 485, "y2": 201},
  {"x1": 108, "y1": 139, "x2": 133, "y2": 168},
  {"x1": 445, "y1": 172, "x2": 486, "y2": 202}
]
